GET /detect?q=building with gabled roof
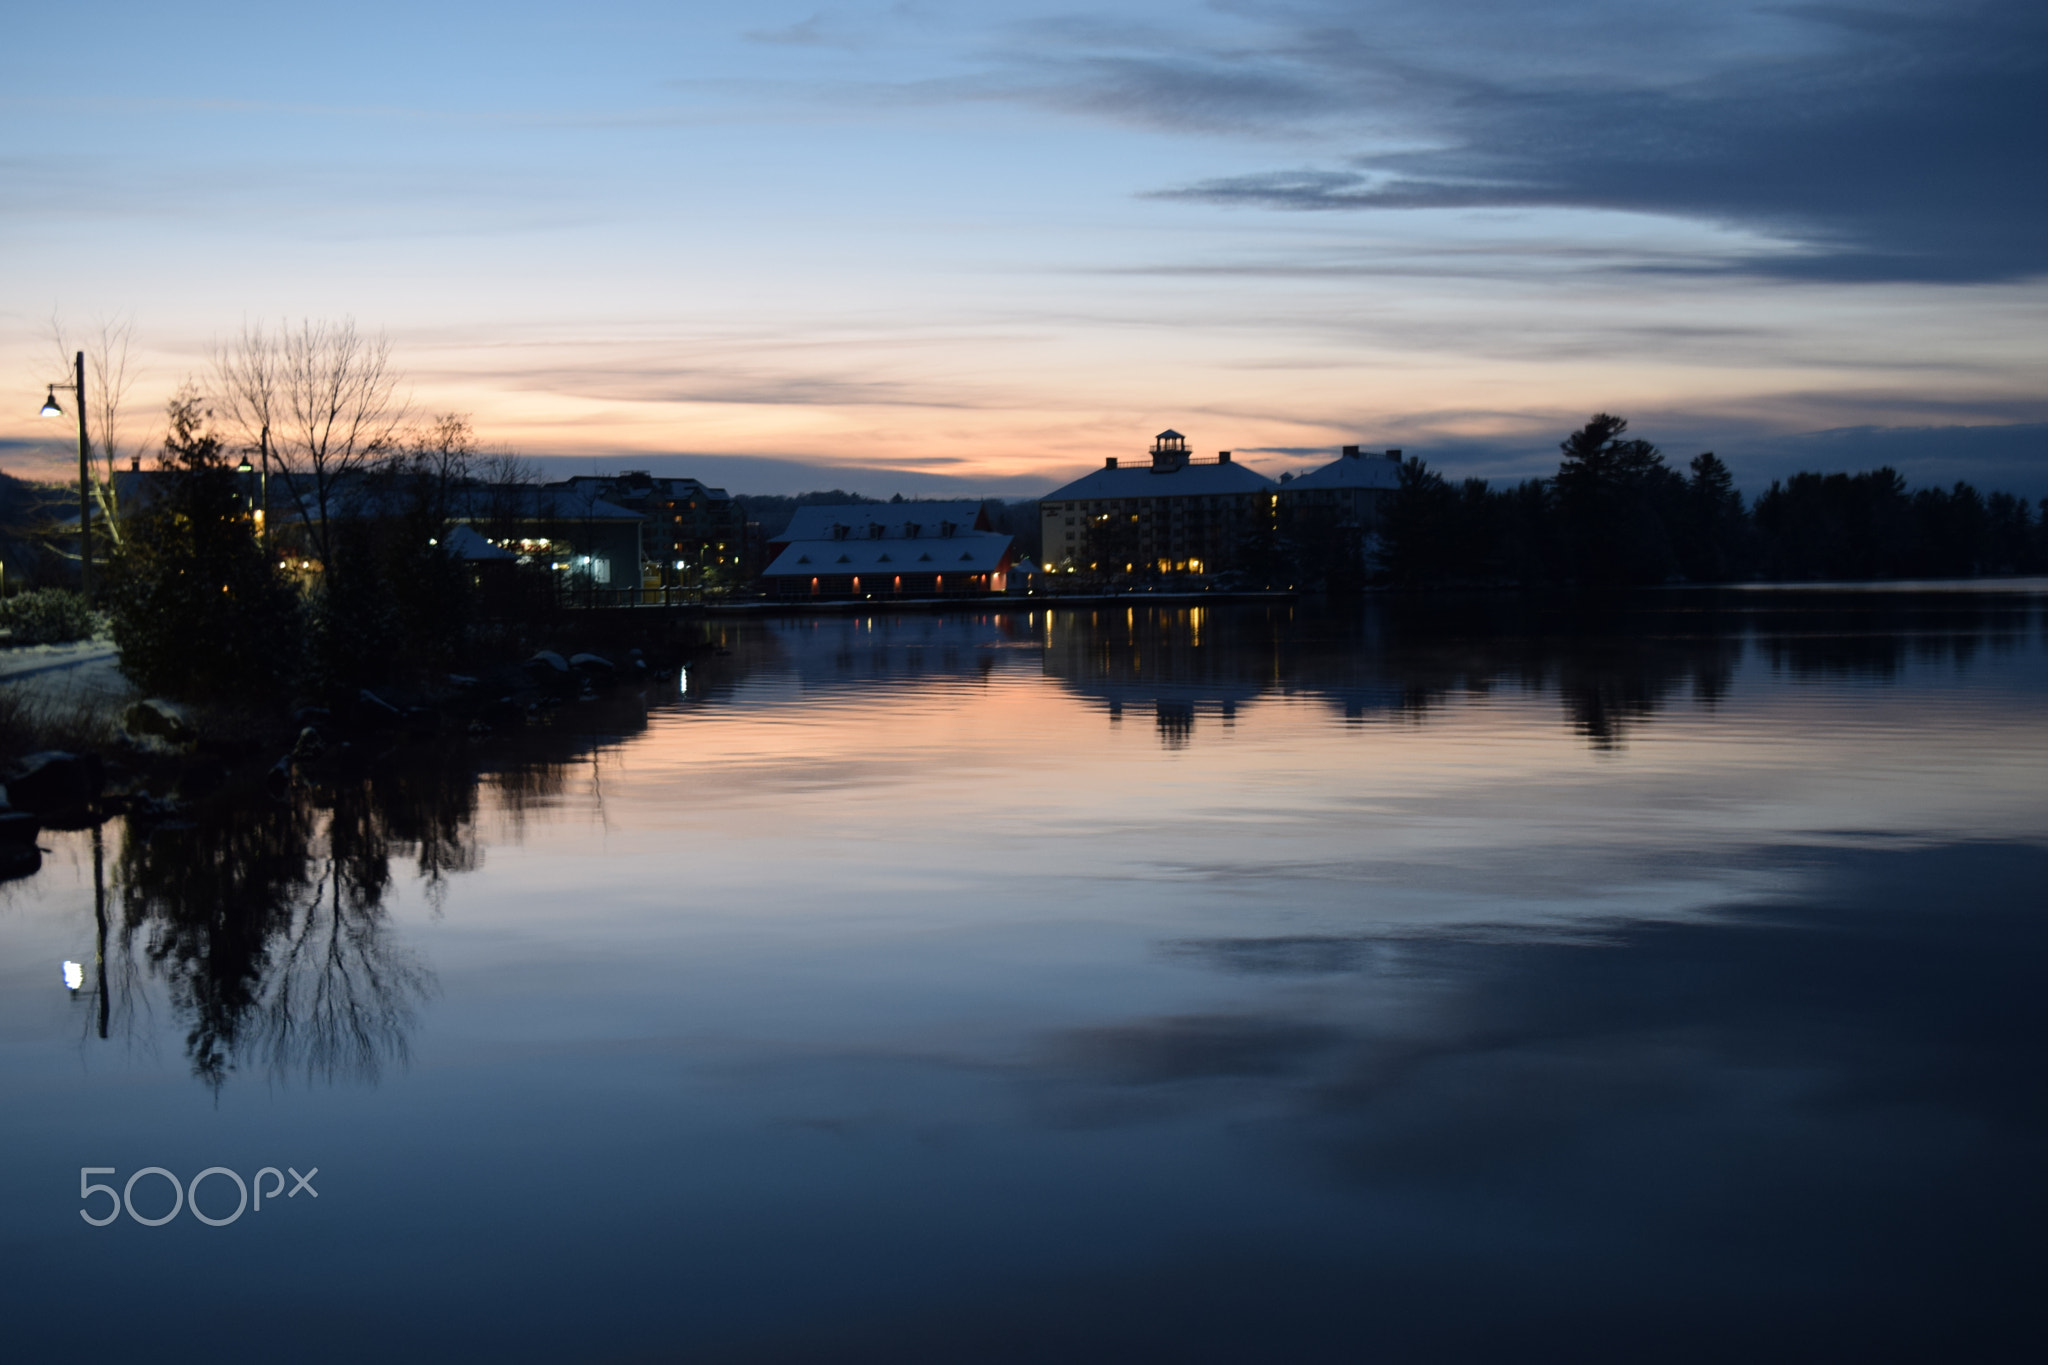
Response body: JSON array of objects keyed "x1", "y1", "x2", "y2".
[
  {"x1": 759, "y1": 501, "x2": 1015, "y2": 598},
  {"x1": 1278, "y1": 445, "x2": 1404, "y2": 531}
]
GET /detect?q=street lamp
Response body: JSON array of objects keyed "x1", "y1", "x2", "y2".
[
  {"x1": 37, "y1": 351, "x2": 92, "y2": 604},
  {"x1": 238, "y1": 455, "x2": 255, "y2": 514}
]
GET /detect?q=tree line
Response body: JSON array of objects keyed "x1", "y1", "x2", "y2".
[
  {"x1": 20, "y1": 319, "x2": 559, "y2": 708},
  {"x1": 1373, "y1": 415, "x2": 2048, "y2": 588}
]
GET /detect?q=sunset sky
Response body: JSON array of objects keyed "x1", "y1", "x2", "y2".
[{"x1": 4, "y1": 0, "x2": 2043, "y2": 495}]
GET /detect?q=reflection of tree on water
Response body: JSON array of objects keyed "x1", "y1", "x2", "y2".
[
  {"x1": 1035, "y1": 589, "x2": 2037, "y2": 750},
  {"x1": 107, "y1": 697, "x2": 651, "y2": 1090},
  {"x1": 117, "y1": 773, "x2": 429, "y2": 1089}
]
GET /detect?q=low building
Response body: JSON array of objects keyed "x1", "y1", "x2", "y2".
[
  {"x1": 760, "y1": 501, "x2": 1014, "y2": 599},
  {"x1": 453, "y1": 485, "x2": 646, "y2": 591},
  {"x1": 554, "y1": 472, "x2": 745, "y2": 591},
  {"x1": 1039, "y1": 431, "x2": 1278, "y2": 578}
]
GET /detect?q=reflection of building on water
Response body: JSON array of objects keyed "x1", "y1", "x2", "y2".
[
  {"x1": 1041, "y1": 605, "x2": 1274, "y2": 747},
  {"x1": 755, "y1": 613, "x2": 1042, "y2": 689}
]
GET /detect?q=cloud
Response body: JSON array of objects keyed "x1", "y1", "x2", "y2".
[
  {"x1": 996, "y1": 1, "x2": 2048, "y2": 283},
  {"x1": 744, "y1": 13, "x2": 854, "y2": 49}
]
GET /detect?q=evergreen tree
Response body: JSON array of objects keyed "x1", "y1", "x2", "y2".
[
  {"x1": 108, "y1": 386, "x2": 302, "y2": 703},
  {"x1": 1552, "y1": 414, "x2": 1682, "y2": 585},
  {"x1": 1379, "y1": 457, "x2": 1461, "y2": 585},
  {"x1": 1676, "y1": 452, "x2": 1748, "y2": 582}
]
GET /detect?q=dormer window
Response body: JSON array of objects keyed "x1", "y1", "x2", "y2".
[{"x1": 940, "y1": 521, "x2": 957, "y2": 538}]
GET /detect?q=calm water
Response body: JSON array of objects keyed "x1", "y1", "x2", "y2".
[{"x1": 4, "y1": 589, "x2": 2045, "y2": 1362}]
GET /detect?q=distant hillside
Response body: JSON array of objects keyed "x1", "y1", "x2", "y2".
[{"x1": 734, "y1": 490, "x2": 886, "y2": 541}]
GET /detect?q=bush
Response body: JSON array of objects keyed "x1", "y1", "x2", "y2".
[{"x1": 0, "y1": 588, "x2": 99, "y2": 645}]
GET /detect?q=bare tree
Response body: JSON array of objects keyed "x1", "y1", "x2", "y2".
[
  {"x1": 213, "y1": 319, "x2": 409, "y2": 566},
  {"x1": 401, "y1": 412, "x2": 478, "y2": 524},
  {"x1": 49, "y1": 315, "x2": 142, "y2": 548}
]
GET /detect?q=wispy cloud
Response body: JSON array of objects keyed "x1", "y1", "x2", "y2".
[{"x1": 977, "y1": 0, "x2": 2048, "y2": 283}]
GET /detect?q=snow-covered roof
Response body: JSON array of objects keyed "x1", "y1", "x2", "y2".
[
  {"x1": 444, "y1": 525, "x2": 516, "y2": 560},
  {"x1": 776, "y1": 501, "x2": 991, "y2": 544},
  {"x1": 1042, "y1": 460, "x2": 1276, "y2": 502},
  {"x1": 762, "y1": 533, "x2": 1014, "y2": 579},
  {"x1": 1285, "y1": 450, "x2": 1404, "y2": 493}
]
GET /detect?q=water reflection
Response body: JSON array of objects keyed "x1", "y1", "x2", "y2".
[
  {"x1": 97, "y1": 695, "x2": 657, "y2": 1089},
  {"x1": 49, "y1": 587, "x2": 2048, "y2": 1093},
  {"x1": 1036, "y1": 589, "x2": 2041, "y2": 749},
  {"x1": 5, "y1": 589, "x2": 2045, "y2": 1362}
]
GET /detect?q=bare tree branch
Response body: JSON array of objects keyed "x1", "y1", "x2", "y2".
[{"x1": 211, "y1": 319, "x2": 410, "y2": 567}]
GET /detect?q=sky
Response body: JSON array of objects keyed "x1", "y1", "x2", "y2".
[{"x1": 3, "y1": 0, "x2": 2044, "y2": 496}]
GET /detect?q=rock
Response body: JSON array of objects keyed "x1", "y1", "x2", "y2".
[
  {"x1": 291, "y1": 726, "x2": 327, "y2": 761},
  {"x1": 174, "y1": 756, "x2": 228, "y2": 801},
  {"x1": 525, "y1": 650, "x2": 569, "y2": 673},
  {"x1": 125, "y1": 793, "x2": 181, "y2": 823},
  {"x1": 0, "y1": 751, "x2": 103, "y2": 815},
  {"x1": 122, "y1": 699, "x2": 197, "y2": 749},
  {"x1": 356, "y1": 689, "x2": 403, "y2": 728},
  {"x1": 570, "y1": 652, "x2": 615, "y2": 672},
  {"x1": 480, "y1": 696, "x2": 523, "y2": 729}
]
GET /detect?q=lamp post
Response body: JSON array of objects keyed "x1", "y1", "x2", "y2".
[
  {"x1": 257, "y1": 422, "x2": 270, "y2": 550},
  {"x1": 38, "y1": 351, "x2": 92, "y2": 604},
  {"x1": 237, "y1": 454, "x2": 255, "y2": 515}
]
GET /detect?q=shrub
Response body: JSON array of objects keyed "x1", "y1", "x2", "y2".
[{"x1": 0, "y1": 588, "x2": 99, "y2": 645}]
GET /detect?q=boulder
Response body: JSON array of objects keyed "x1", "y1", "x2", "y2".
[
  {"x1": 480, "y1": 695, "x2": 524, "y2": 729},
  {"x1": 0, "y1": 751, "x2": 103, "y2": 815},
  {"x1": 525, "y1": 650, "x2": 569, "y2": 674},
  {"x1": 122, "y1": 699, "x2": 197, "y2": 749},
  {"x1": 124, "y1": 793, "x2": 181, "y2": 823},
  {"x1": 175, "y1": 755, "x2": 228, "y2": 800}
]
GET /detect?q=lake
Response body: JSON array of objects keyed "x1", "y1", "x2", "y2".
[{"x1": 3, "y1": 587, "x2": 2045, "y2": 1362}]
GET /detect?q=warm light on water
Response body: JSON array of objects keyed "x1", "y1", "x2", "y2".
[{"x1": 2, "y1": 591, "x2": 2044, "y2": 1361}]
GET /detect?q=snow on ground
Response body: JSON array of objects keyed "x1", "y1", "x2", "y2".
[{"x1": 0, "y1": 640, "x2": 135, "y2": 715}]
